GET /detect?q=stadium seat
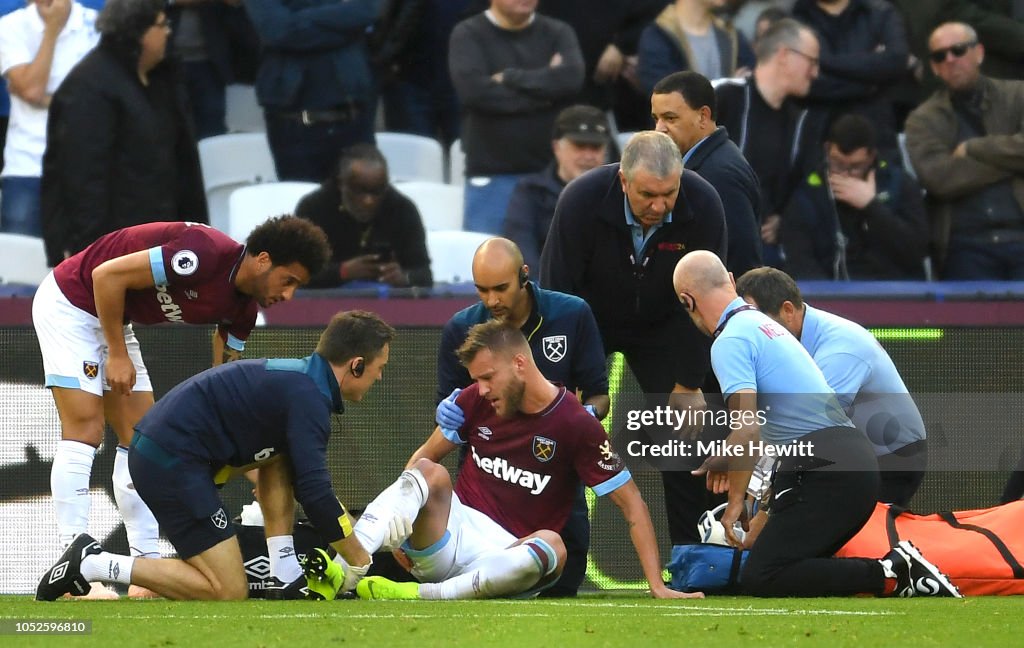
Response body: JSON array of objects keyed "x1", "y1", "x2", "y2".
[
  {"x1": 393, "y1": 181, "x2": 465, "y2": 231},
  {"x1": 198, "y1": 133, "x2": 278, "y2": 233},
  {"x1": 225, "y1": 84, "x2": 266, "y2": 133},
  {"x1": 226, "y1": 182, "x2": 319, "y2": 242},
  {"x1": 376, "y1": 132, "x2": 445, "y2": 184},
  {"x1": 0, "y1": 233, "x2": 49, "y2": 285},
  {"x1": 448, "y1": 139, "x2": 465, "y2": 186},
  {"x1": 425, "y1": 230, "x2": 490, "y2": 284}
]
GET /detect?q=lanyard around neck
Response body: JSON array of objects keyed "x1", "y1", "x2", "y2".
[{"x1": 714, "y1": 304, "x2": 758, "y2": 339}]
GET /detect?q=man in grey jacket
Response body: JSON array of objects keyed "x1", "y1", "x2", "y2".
[{"x1": 904, "y1": 21, "x2": 1024, "y2": 279}]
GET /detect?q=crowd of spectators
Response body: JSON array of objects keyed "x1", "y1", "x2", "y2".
[{"x1": 0, "y1": 0, "x2": 1022, "y2": 281}]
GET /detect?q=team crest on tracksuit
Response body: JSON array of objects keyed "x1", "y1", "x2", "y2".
[
  {"x1": 542, "y1": 335, "x2": 567, "y2": 362},
  {"x1": 211, "y1": 508, "x2": 228, "y2": 529}
]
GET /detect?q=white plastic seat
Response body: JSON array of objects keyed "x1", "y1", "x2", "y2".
[
  {"x1": 425, "y1": 230, "x2": 491, "y2": 284},
  {"x1": 376, "y1": 132, "x2": 445, "y2": 184},
  {"x1": 448, "y1": 138, "x2": 465, "y2": 186},
  {"x1": 225, "y1": 84, "x2": 266, "y2": 133},
  {"x1": 198, "y1": 133, "x2": 278, "y2": 233},
  {"x1": 393, "y1": 181, "x2": 464, "y2": 231},
  {"x1": 226, "y1": 182, "x2": 319, "y2": 242},
  {"x1": 0, "y1": 233, "x2": 49, "y2": 285}
]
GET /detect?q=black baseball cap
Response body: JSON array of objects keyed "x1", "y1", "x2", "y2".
[{"x1": 553, "y1": 105, "x2": 610, "y2": 145}]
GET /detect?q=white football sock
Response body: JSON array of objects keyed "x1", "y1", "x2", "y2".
[
  {"x1": 353, "y1": 469, "x2": 429, "y2": 554},
  {"x1": 113, "y1": 446, "x2": 161, "y2": 558},
  {"x1": 51, "y1": 440, "x2": 96, "y2": 548},
  {"x1": 419, "y1": 540, "x2": 556, "y2": 600},
  {"x1": 81, "y1": 551, "x2": 134, "y2": 585},
  {"x1": 266, "y1": 535, "x2": 303, "y2": 582}
]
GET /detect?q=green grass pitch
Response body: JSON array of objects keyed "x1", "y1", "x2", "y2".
[{"x1": 1, "y1": 594, "x2": 1019, "y2": 647}]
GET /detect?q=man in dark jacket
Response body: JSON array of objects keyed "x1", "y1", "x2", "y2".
[
  {"x1": 713, "y1": 17, "x2": 828, "y2": 269},
  {"x1": 540, "y1": 130, "x2": 728, "y2": 545},
  {"x1": 636, "y1": 0, "x2": 755, "y2": 96},
  {"x1": 244, "y1": 0, "x2": 378, "y2": 182},
  {"x1": 792, "y1": 0, "x2": 912, "y2": 154},
  {"x1": 296, "y1": 144, "x2": 432, "y2": 288},
  {"x1": 503, "y1": 105, "x2": 611, "y2": 272},
  {"x1": 41, "y1": 0, "x2": 207, "y2": 267},
  {"x1": 784, "y1": 113, "x2": 928, "y2": 279},
  {"x1": 652, "y1": 71, "x2": 762, "y2": 277}
]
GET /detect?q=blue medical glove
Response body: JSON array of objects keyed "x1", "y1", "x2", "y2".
[{"x1": 436, "y1": 388, "x2": 465, "y2": 430}]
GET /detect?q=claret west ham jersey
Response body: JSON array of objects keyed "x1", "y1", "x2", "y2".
[
  {"x1": 54, "y1": 222, "x2": 258, "y2": 347},
  {"x1": 451, "y1": 383, "x2": 631, "y2": 537}
]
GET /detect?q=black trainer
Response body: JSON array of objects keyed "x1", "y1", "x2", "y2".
[
  {"x1": 880, "y1": 540, "x2": 962, "y2": 598},
  {"x1": 264, "y1": 575, "x2": 309, "y2": 600},
  {"x1": 36, "y1": 534, "x2": 102, "y2": 601}
]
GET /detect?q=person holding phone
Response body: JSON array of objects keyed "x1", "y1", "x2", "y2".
[{"x1": 296, "y1": 143, "x2": 434, "y2": 288}]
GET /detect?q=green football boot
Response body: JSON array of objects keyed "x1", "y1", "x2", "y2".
[
  {"x1": 356, "y1": 576, "x2": 422, "y2": 600},
  {"x1": 301, "y1": 548, "x2": 343, "y2": 601}
]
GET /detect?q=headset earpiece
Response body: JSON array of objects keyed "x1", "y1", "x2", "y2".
[
  {"x1": 352, "y1": 358, "x2": 365, "y2": 378},
  {"x1": 518, "y1": 267, "x2": 529, "y2": 288}
]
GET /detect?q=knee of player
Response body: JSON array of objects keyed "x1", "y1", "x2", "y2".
[
  {"x1": 528, "y1": 530, "x2": 567, "y2": 573},
  {"x1": 212, "y1": 579, "x2": 250, "y2": 601},
  {"x1": 409, "y1": 458, "x2": 451, "y2": 494}
]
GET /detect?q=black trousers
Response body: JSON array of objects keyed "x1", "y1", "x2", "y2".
[
  {"x1": 877, "y1": 439, "x2": 928, "y2": 507},
  {"x1": 608, "y1": 332, "x2": 723, "y2": 545},
  {"x1": 742, "y1": 426, "x2": 886, "y2": 597},
  {"x1": 540, "y1": 483, "x2": 590, "y2": 597},
  {"x1": 1000, "y1": 447, "x2": 1024, "y2": 504}
]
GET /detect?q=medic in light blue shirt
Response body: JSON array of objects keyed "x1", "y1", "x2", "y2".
[{"x1": 735, "y1": 266, "x2": 928, "y2": 506}]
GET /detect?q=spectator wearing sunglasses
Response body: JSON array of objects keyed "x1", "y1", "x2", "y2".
[
  {"x1": 891, "y1": 0, "x2": 1024, "y2": 94},
  {"x1": 904, "y1": 22, "x2": 1024, "y2": 279}
]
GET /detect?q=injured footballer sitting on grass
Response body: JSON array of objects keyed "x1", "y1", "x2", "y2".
[{"x1": 305, "y1": 320, "x2": 701, "y2": 600}]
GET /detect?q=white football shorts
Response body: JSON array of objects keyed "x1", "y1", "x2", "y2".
[
  {"x1": 33, "y1": 272, "x2": 152, "y2": 397},
  {"x1": 405, "y1": 492, "x2": 517, "y2": 583}
]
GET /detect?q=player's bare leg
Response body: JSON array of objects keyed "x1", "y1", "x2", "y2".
[
  {"x1": 49, "y1": 388, "x2": 119, "y2": 600},
  {"x1": 106, "y1": 389, "x2": 161, "y2": 598},
  {"x1": 38, "y1": 532, "x2": 251, "y2": 600},
  {"x1": 129, "y1": 538, "x2": 250, "y2": 600}
]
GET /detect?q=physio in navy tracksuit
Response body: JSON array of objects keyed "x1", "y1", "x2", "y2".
[
  {"x1": 36, "y1": 311, "x2": 395, "y2": 602},
  {"x1": 436, "y1": 237, "x2": 608, "y2": 596}
]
